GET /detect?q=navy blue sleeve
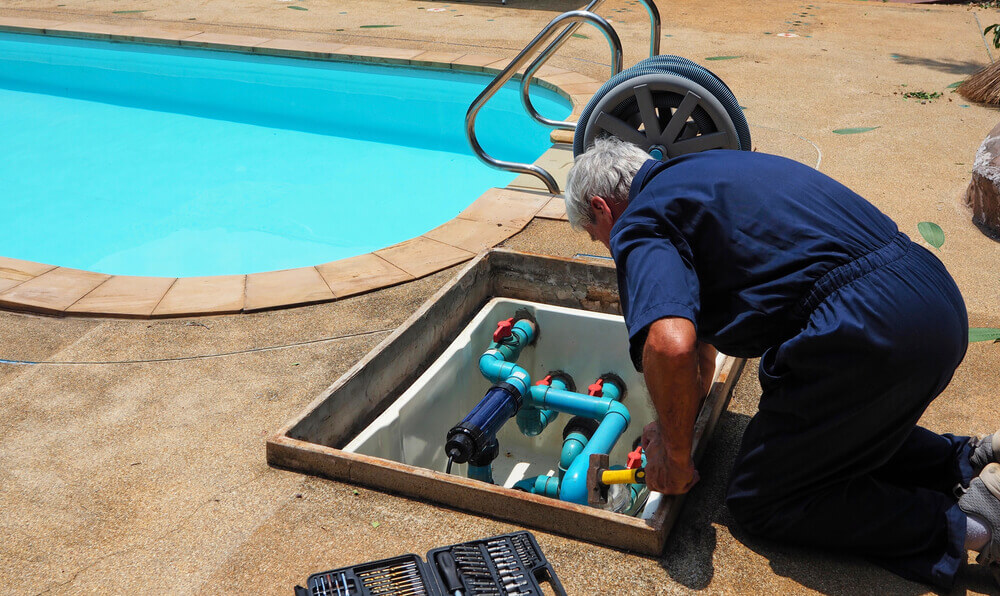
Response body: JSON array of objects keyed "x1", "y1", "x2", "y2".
[{"x1": 611, "y1": 218, "x2": 700, "y2": 371}]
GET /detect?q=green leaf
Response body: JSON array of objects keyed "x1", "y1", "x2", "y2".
[
  {"x1": 352, "y1": 489, "x2": 359, "y2": 495},
  {"x1": 917, "y1": 221, "x2": 945, "y2": 249},
  {"x1": 571, "y1": 33, "x2": 590, "y2": 39},
  {"x1": 360, "y1": 24, "x2": 398, "y2": 28},
  {"x1": 970, "y1": 328, "x2": 1000, "y2": 342},
  {"x1": 371, "y1": 521, "x2": 381, "y2": 528},
  {"x1": 112, "y1": 9, "x2": 147, "y2": 13},
  {"x1": 833, "y1": 126, "x2": 879, "y2": 135},
  {"x1": 706, "y1": 55, "x2": 742, "y2": 61},
  {"x1": 287, "y1": 5, "x2": 308, "y2": 9},
  {"x1": 947, "y1": 80, "x2": 964, "y2": 89}
]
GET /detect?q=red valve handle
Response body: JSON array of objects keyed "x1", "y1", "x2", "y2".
[
  {"x1": 626, "y1": 445, "x2": 644, "y2": 470},
  {"x1": 493, "y1": 318, "x2": 514, "y2": 343},
  {"x1": 587, "y1": 379, "x2": 604, "y2": 397},
  {"x1": 534, "y1": 374, "x2": 553, "y2": 386}
]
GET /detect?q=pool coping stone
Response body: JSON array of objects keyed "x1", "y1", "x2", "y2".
[{"x1": 0, "y1": 19, "x2": 595, "y2": 318}]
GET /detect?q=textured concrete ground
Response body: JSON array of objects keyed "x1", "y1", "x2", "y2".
[{"x1": 1, "y1": 0, "x2": 1000, "y2": 594}]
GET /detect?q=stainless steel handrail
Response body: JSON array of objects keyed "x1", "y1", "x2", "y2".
[
  {"x1": 520, "y1": 0, "x2": 661, "y2": 131},
  {"x1": 465, "y1": 10, "x2": 622, "y2": 194}
]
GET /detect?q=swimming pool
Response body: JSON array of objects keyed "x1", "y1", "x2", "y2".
[{"x1": 0, "y1": 32, "x2": 570, "y2": 278}]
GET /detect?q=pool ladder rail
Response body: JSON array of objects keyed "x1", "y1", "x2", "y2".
[{"x1": 464, "y1": 0, "x2": 661, "y2": 194}]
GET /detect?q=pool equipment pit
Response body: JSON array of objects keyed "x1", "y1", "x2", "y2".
[
  {"x1": 346, "y1": 298, "x2": 674, "y2": 518},
  {"x1": 269, "y1": 250, "x2": 746, "y2": 553}
]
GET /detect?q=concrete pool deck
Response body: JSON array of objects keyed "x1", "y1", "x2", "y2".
[{"x1": 1, "y1": 0, "x2": 1000, "y2": 594}]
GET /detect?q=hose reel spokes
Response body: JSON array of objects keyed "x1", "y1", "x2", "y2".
[{"x1": 574, "y1": 55, "x2": 752, "y2": 160}]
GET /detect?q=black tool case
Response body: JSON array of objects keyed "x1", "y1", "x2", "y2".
[{"x1": 294, "y1": 531, "x2": 566, "y2": 596}]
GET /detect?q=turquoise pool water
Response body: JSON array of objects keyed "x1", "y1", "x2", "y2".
[{"x1": 0, "y1": 32, "x2": 570, "y2": 277}]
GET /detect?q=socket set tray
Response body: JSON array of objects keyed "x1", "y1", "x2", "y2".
[{"x1": 294, "y1": 531, "x2": 566, "y2": 596}]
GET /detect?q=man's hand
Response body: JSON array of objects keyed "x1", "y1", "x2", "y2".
[{"x1": 641, "y1": 421, "x2": 699, "y2": 494}]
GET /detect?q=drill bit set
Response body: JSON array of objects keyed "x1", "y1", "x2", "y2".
[
  {"x1": 294, "y1": 532, "x2": 565, "y2": 596},
  {"x1": 298, "y1": 555, "x2": 429, "y2": 596}
]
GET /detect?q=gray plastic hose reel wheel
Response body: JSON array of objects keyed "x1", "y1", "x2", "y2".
[{"x1": 573, "y1": 56, "x2": 751, "y2": 160}]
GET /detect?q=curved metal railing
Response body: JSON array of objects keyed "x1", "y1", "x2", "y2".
[
  {"x1": 520, "y1": 0, "x2": 661, "y2": 132},
  {"x1": 465, "y1": 10, "x2": 622, "y2": 194}
]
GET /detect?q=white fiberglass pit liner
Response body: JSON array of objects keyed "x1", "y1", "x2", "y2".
[{"x1": 344, "y1": 297, "x2": 727, "y2": 519}]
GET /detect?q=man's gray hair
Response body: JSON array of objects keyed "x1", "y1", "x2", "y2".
[{"x1": 564, "y1": 136, "x2": 651, "y2": 230}]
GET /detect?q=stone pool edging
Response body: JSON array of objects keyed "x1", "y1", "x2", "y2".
[{"x1": 0, "y1": 17, "x2": 583, "y2": 318}]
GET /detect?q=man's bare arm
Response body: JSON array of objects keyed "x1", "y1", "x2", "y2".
[{"x1": 641, "y1": 317, "x2": 703, "y2": 494}]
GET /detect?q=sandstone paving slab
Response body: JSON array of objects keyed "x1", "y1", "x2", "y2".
[
  {"x1": 152, "y1": 275, "x2": 246, "y2": 317},
  {"x1": 0, "y1": 16, "x2": 67, "y2": 32},
  {"x1": 422, "y1": 217, "x2": 520, "y2": 254},
  {"x1": 66, "y1": 276, "x2": 177, "y2": 318},
  {"x1": 316, "y1": 253, "x2": 413, "y2": 299},
  {"x1": 181, "y1": 32, "x2": 271, "y2": 50},
  {"x1": 0, "y1": 267, "x2": 110, "y2": 314},
  {"x1": 452, "y1": 53, "x2": 503, "y2": 72},
  {"x1": 374, "y1": 236, "x2": 474, "y2": 278},
  {"x1": 332, "y1": 45, "x2": 424, "y2": 63},
  {"x1": 509, "y1": 146, "x2": 574, "y2": 193},
  {"x1": 254, "y1": 38, "x2": 346, "y2": 58},
  {"x1": 457, "y1": 188, "x2": 552, "y2": 228},
  {"x1": 245, "y1": 267, "x2": 335, "y2": 312},
  {"x1": 116, "y1": 25, "x2": 201, "y2": 44},
  {"x1": 409, "y1": 50, "x2": 466, "y2": 67},
  {"x1": 44, "y1": 20, "x2": 129, "y2": 38},
  {"x1": 536, "y1": 197, "x2": 569, "y2": 221},
  {"x1": 0, "y1": 257, "x2": 55, "y2": 294}
]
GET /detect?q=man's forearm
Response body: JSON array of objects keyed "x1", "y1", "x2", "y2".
[{"x1": 642, "y1": 319, "x2": 703, "y2": 465}]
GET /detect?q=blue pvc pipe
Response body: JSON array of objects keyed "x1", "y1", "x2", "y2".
[
  {"x1": 517, "y1": 377, "x2": 565, "y2": 436},
  {"x1": 478, "y1": 318, "x2": 537, "y2": 396},
  {"x1": 598, "y1": 378, "x2": 622, "y2": 402},
  {"x1": 559, "y1": 400, "x2": 631, "y2": 505},
  {"x1": 478, "y1": 355, "x2": 531, "y2": 395},
  {"x1": 487, "y1": 319, "x2": 536, "y2": 362},
  {"x1": 468, "y1": 464, "x2": 494, "y2": 484},
  {"x1": 557, "y1": 377, "x2": 625, "y2": 477},
  {"x1": 527, "y1": 386, "x2": 619, "y2": 419},
  {"x1": 514, "y1": 475, "x2": 560, "y2": 498},
  {"x1": 559, "y1": 430, "x2": 589, "y2": 478}
]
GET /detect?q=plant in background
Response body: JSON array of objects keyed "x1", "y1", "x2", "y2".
[
  {"x1": 986, "y1": 23, "x2": 1000, "y2": 48},
  {"x1": 958, "y1": 24, "x2": 1000, "y2": 104}
]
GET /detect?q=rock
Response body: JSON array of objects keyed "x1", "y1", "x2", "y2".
[{"x1": 966, "y1": 122, "x2": 1000, "y2": 239}]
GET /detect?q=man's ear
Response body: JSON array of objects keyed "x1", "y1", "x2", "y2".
[{"x1": 590, "y1": 196, "x2": 612, "y2": 221}]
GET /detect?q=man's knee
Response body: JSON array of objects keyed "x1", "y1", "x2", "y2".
[{"x1": 726, "y1": 488, "x2": 791, "y2": 538}]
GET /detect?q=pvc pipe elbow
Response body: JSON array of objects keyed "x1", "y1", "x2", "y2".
[
  {"x1": 605, "y1": 400, "x2": 631, "y2": 426},
  {"x1": 516, "y1": 406, "x2": 557, "y2": 437},
  {"x1": 478, "y1": 353, "x2": 531, "y2": 395},
  {"x1": 559, "y1": 432, "x2": 588, "y2": 473},
  {"x1": 513, "y1": 475, "x2": 559, "y2": 497}
]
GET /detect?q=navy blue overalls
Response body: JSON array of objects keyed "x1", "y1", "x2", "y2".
[{"x1": 610, "y1": 151, "x2": 970, "y2": 587}]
